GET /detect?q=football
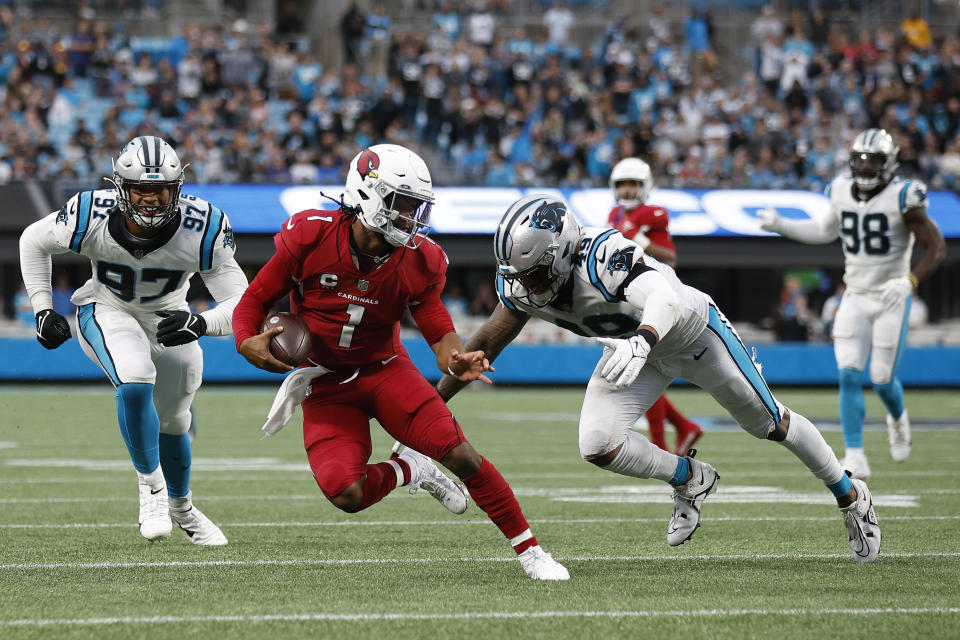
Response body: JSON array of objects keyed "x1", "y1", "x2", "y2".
[{"x1": 260, "y1": 312, "x2": 313, "y2": 367}]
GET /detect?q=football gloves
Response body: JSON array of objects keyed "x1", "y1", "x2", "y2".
[
  {"x1": 880, "y1": 275, "x2": 914, "y2": 307},
  {"x1": 156, "y1": 310, "x2": 207, "y2": 346},
  {"x1": 597, "y1": 334, "x2": 651, "y2": 388},
  {"x1": 757, "y1": 206, "x2": 783, "y2": 233},
  {"x1": 35, "y1": 309, "x2": 72, "y2": 349}
]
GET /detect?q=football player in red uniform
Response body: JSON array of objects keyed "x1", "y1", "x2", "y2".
[
  {"x1": 607, "y1": 158, "x2": 703, "y2": 455},
  {"x1": 233, "y1": 144, "x2": 568, "y2": 580}
]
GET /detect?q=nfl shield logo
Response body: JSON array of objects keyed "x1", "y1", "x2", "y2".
[
  {"x1": 357, "y1": 279, "x2": 369, "y2": 292},
  {"x1": 133, "y1": 249, "x2": 144, "y2": 259}
]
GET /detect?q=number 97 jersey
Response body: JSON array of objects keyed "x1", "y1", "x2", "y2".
[
  {"x1": 827, "y1": 176, "x2": 925, "y2": 293},
  {"x1": 54, "y1": 188, "x2": 236, "y2": 314}
]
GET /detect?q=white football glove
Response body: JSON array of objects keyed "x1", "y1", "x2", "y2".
[
  {"x1": 632, "y1": 230, "x2": 651, "y2": 249},
  {"x1": 597, "y1": 335, "x2": 651, "y2": 388},
  {"x1": 880, "y1": 275, "x2": 914, "y2": 307},
  {"x1": 757, "y1": 206, "x2": 783, "y2": 233}
]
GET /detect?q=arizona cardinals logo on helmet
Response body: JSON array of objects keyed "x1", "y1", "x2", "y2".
[
  {"x1": 529, "y1": 200, "x2": 565, "y2": 232},
  {"x1": 356, "y1": 148, "x2": 380, "y2": 180}
]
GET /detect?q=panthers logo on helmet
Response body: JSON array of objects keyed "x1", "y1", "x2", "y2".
[
  {"x1": 357, "y1": 149, "x2": 380, "y2": 180},
  {"x1": 529, "y1": 200, "x2": 565, "y2": 232},
  {"x1": 607, "y1": 246, "x2": 635, "y2": 274}
]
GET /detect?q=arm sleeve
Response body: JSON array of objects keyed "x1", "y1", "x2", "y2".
[
  {"x1": 646, "y1": 209, "x2": 675, "y2": 251},
  {"x1": 623, "y1": 268, "x2": 683, "y2": 339},
  {"x1": 198, "y1": 257, "x2": 249, "y2": 336},
  {"x1": 411, "y1": 280, "x2": 456, "y2": 346},
  {"x1": 775, "y1": 211, "x2": 840, "y2": 244},
  {"x1": 19, "y1": 210, "x2": 75, "y2": 313}
]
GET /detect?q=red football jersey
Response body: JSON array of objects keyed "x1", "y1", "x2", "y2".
[
  {"x1": 607, "y1": 204, "x2": 675, "y2": 251},
  {"x1": 233, "y1": 209, "x2": 455, "y2": 369}
]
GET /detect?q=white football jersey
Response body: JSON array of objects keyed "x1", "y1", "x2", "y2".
[
  {"x1": 46, "y1": 188, "x2": 241, "y2": 314},
  {"x1": 826, "y1": 175, "x2": 924, "y2": 293},
  {"x1": 497, "y1": 227, "x2": 710, "y2": 360}
]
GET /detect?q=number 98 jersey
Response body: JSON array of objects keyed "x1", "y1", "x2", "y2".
[
  {"x1": 827, "y1": 176, "x2": 924, "y2": 293},
  {"x1": 51, "y1": 188, "x2": 236, "y2": 314}
]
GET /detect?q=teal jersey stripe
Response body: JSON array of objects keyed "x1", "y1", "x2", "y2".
[
  {"x1": 586, "y1": 229, "x2": 619, "y2": 302},
  {"x1": 707, "y1": 305, "x2": 780, "y2": 424},
  {"x1": 898, "y1": 180, "x2": 913, "y2": 213},
  {"x1": 495, "y1": 274, "x2": 518, "y2": 311},
  {"x1": 200, "y1": 204, "x2": 224, "y2": 271},
  {"x1": 69, "y1": 192, "x2": 93, "y2": 253},
  {"x1": 77, "y1": 303, "x2": 121, "y2": 386}
]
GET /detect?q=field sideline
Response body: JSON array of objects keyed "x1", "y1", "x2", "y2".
[{"x1": 1, "y1": 386, "x2": 958, "y2": 639}]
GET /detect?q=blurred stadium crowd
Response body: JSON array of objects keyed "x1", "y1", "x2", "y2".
[{"x1": 1, "y1": 1, "x2": 959, "y2": 189}]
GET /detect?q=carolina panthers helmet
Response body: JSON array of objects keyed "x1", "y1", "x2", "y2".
[
  {"x1": 849, "y1": 129, "x2": 899, "y2": 191},
  {"x1": 111, "y1": 136, "x2": 185, "y2": 229},
  {"x1": 609, "y1": 157, "x2": 653, "y2": 209},
  {"x1": 494, "y1": 194, "x2": 581, "y2": 308},
  {"x1": 342, "y1": 144, "x2": 435, "y2": 249}
]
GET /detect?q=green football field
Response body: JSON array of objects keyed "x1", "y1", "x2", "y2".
[{"x1": 1, "y1": 385, "x2": 958, "y2": 639}]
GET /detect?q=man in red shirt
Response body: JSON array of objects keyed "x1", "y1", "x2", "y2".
[
  {"x1": 233, "y1": 144, "x2": 568, "y2": 580},
  {"x1": 607, "y1": 157, "x2": 703, "y2": 455}
]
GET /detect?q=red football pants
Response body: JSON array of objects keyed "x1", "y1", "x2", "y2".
[{"x1": 301, "y1": 355, "x2": 465, "y2": 498}]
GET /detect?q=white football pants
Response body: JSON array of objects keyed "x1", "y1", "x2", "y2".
[{"x1": 76, "y1": 301, "x2": 202, "y2": 436}]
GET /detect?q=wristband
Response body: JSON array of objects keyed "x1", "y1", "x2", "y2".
[
  {"x1": 907, "y1": 274, "x2": 919, "y2": 288},
  {"x1": 636, "y1": 328, "x2": 657, "y2": 348},
  {"x1": 448, "y1": 366, "x2": 458, "y2": 377}
]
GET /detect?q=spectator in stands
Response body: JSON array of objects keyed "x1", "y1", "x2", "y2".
[
  {"x1": 775, "y1": 275, "x2": 812, "y2": 342},
  {"x1": 340, "y1": 3, "x2": 366, "y2": 66},
  {"x1": 544, "y1": 1, "x2": 574, "y2": 47},
  {"x1": 469, "y1": 281, "x2": 499, "y2": 317},
  {"x1": 365, "y1": 3, "x2": 391, "y2": 81},
  {"x1": 901, "y1": 12, "x2": 931, "y2": 50}
]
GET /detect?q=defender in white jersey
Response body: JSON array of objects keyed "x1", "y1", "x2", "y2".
[
  {"x1": 19, "y1": 136, "x2": 249, "y2": 544},
  {"x1": 760, "y1": 129, "x2": 945, "y2": 480},
  {"x1": 438, "y1": 194, "x2": 881, "y2": 562}
]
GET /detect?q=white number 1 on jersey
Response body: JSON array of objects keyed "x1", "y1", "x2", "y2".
[{"x1": 338, "y1": 303, "x2": 365, "y2": 348}]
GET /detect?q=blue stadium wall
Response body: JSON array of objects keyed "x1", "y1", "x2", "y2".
[{"x1": 3, "y1": 336, "x2": 958, "y2": 386}]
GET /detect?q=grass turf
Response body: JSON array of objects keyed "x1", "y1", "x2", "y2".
[{"x1": 0, "y1": 386, "x2": 958, "y2": 639}]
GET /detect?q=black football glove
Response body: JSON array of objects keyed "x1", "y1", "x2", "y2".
[
  {"x1": 156, "y1": 310, "x2": 207, "y2": 346},
  {"x1": 35, "y1": 309, "x2": 72, "y2": 350}
]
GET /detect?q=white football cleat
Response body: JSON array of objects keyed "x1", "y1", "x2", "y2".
[
  {"x1": 518, "y1": 545, "x2": 570, "y2": 581},
  {"x1": 840, "y1": 448, "x2": 872, "y2": 481},
  {"x1": 841, "y1": 476, "x2": 881, "y2": 562},
  {"x1": 169, "y1": 492, "x2": 228, "y2": 546},
  {"x1": 138, "y1": 477, "x2": 172, "y2": 541},
  {"x1": 394, "y1": 444, "x2": 469, "y2": 515},
  {"x1": 667, "y1": 449, "x2": 719, "y2": 546},
  {"x1": 887, "y1": 410, "x2": 911, "y2": 462}
]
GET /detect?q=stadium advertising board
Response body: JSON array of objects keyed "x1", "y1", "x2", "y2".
[{"x1": 184, "y1": 185, "x2": 960, "y2": 238}]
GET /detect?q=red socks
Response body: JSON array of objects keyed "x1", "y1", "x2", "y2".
[
  {"x1": 646, "y1": 396, "x2": 669, "y2": 450},
  {"x1": 359, "y1": 461, "x2": 403, "y2": 510},
  {"x1": 461, "y1": 457, "x2": 538, "y2": 554}
]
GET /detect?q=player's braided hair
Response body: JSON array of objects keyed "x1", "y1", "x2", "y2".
[{"x1": 321, "y1": 191, "x2": 357, "y2": 216}]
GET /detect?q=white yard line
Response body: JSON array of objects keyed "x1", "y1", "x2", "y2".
[
  {"x1": 1, "y1": 607, "x2": 959, "y2": 628},
  {"x1": 2, "y1": 514, "x2": 959, "y2": 530},
  {"x1": 2, "y1": 551, "x2": 959, "y2": 571}
]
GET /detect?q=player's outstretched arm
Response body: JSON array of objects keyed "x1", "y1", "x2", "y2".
[
  {"x1": 759, "y1": 206, "x2": 839, "y2": 244},
  {"x1": 20, "y1": 213, "x2": 74, "y2": 349},
  {"x1": 435, "y1": 304, "x2": 530, "y2": 402},
  {"x1": 904, "y1": 206, "x2": 947, "y2": 285},
  {"x1": 432, "y1": 332, "x2": 494, "y2": 384},
  {"x1": 197, "y1": 258, "x2": 250, "y2": 336}
]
